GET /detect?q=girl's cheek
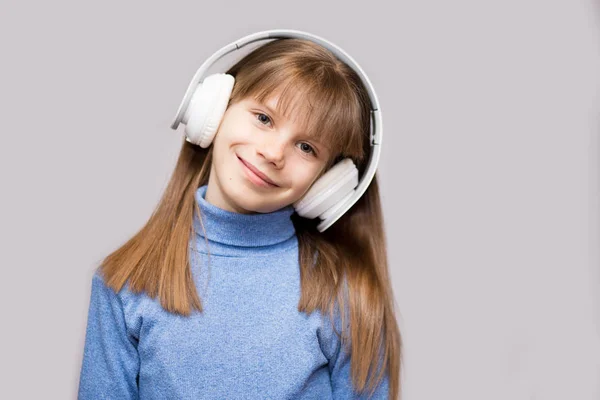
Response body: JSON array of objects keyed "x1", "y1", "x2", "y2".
[{"x1": 237, "y1": 121, "x2": 256, "y2": 137}]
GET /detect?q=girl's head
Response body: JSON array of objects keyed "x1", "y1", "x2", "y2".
[{"x1": 203, "y1": 38, "x2": 372, "y2": 214}]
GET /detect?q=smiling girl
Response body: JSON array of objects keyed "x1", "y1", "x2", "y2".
[
  {"x1": 78, "y1": 31, "x2": 402, "y2": 400},
  {"x1": 205, "y1": 93, "x2": 332, "y2": 214}
]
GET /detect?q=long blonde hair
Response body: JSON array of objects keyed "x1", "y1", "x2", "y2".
[{"x1": 98, "y1": 38, "x2": 403, "y2": 399}]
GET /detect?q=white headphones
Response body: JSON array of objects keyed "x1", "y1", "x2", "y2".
[{"x1": 170, "y1": 29, "x2": 382, "y2": 232}]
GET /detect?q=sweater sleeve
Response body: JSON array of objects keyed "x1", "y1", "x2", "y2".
[
  {"x1": 328, "y1": 328, "x2": 390, "y2": 399},
  {"x1": 78, "y1": 272, "x2": 140, "y2": 400}
]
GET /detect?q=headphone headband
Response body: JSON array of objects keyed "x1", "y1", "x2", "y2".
[{"x1": 171, "y1": 29, "x2": 383, "y2": 232}]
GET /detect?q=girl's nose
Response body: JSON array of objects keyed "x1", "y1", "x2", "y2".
[{"x1": 257, "y1": 137, "x2": 286, "y2": 168}]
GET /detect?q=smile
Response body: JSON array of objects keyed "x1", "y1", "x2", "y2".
[{"x1": 237, "y1": 156, "x2": 278, "y2": 188}]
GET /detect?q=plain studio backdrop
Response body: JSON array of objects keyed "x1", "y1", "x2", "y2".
[{"x1": 0, "y1": 0, "x2": 598, "y2": 399}]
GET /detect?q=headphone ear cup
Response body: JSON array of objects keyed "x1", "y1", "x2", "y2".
[
  {"x1": 182, "y1": 73, "x2": 235, "y2": 148},
  {"x1": 293, "y1": 158, "x2": 359, "y2": 220}
]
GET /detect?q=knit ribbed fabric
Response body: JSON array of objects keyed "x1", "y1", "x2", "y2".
[{"x1": 78, "y1": 184, "x2": 389, "y2": 399}]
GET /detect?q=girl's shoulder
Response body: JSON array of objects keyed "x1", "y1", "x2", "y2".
[{"x1": 89, "y1": 269, "x2": 153, "y2": 332}]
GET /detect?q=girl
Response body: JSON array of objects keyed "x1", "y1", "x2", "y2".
[{"x1": 78, "y1": 31, "x2": 402, "y2": 400}]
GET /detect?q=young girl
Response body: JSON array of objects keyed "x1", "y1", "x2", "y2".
[{"x1": 78, "y1": 30, "x2": 402, "y2": 400}]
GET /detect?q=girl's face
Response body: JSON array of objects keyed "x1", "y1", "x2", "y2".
[{"x1": 204, "y1": 92, "x2": 332, "y2": 214}]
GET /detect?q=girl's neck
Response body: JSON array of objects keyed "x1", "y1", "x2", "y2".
[{"x1": 191, "y1": 185, "x2": 296, "y2": 256}]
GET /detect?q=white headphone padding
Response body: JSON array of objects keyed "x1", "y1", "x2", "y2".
[
  {"x1": 183, "y1": 74, "x2": 235, "y2": 148},
  {"x1": 293, "y1": 158, "x2": 358, "y2": 219}
]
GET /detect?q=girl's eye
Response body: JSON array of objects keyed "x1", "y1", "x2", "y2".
[
  {"x1": 255, "y1": 112, "x2": 272, "y2": 127},
  {"x1": 254, "y1": 112, "x2": 317, "y2": 157},
  {"x1": 297, "y1": 142, "x2": 316, "y2": 156}
]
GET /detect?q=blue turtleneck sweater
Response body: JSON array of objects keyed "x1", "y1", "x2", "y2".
[{"x1": 78, "y1": 184, "x2": 389, "y2": 399}]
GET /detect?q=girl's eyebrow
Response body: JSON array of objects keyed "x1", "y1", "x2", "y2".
[
  {"x1": 253, "y1": 99, "x2": 329, "y2": 150},
  {"x1": 254, "y1": 99, "x2": 282, "y2": 120}
]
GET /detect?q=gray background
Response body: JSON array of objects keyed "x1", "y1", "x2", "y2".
[{"x1": 1, "y1": 0, "x2": 599, "y2": 399}]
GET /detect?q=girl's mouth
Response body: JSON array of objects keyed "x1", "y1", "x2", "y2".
[{"x1": 237, "y1": 156, "x2": 278, "y2": 188}]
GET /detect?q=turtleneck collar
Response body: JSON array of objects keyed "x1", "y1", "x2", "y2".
[{"x1": 191, "y1": 185, "x2": 297, "y2": 256}]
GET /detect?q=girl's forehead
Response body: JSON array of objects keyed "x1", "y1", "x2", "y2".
[{"x1": 254, "y1": 95, "x2": 283, "y2": 118}]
